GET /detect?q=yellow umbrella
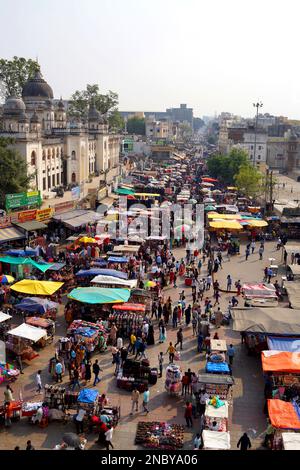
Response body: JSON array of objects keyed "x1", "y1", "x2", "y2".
[
  {"x1": 209, "y1": 221, "x2": 243, "y2": 230},
  {"x1": 79, "y1": 236, "x2": 97, "y2": 244},
  {"x1": 207, "y1": 213, "x2": 240, "y2": 220},
  {"x1": 247, "y1": 220, "x2": 268, "y2": 228},
  {"x1": 11, "y1": 280, "x2": 64, "y2": 296}
]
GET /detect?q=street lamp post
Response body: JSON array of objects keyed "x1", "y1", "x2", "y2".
[{"x1": 253, "y1": 101, "x2": 263, "y2": 167}]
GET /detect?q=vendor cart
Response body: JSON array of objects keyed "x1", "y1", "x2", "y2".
[
  {"x1": 25, "y1": 317, "x2": 55, "y2": 346},
  {"x1": 210, "y1": 339, "x2": 227, "y2": 353},
  {"x1": 204, "y1": 399, "x2": 229, "y2": 433},
  {"x1": 202, "y1": 430, "x2": 231, "y2": 450},
  {"x1": 6, "y1": 323, "x2": 47, "y2": 361},
  {"x1": 117, "y1": 358, "x2": 158, "y2": 392},
  {"x1": 195, "y1": 373, "x2": 234, "y2": 400}
]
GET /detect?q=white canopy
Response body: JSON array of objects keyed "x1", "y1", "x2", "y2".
[
  {"x1": 202, "y1": 430, "x2": 231, "y2": 450},
  {"x1": 282, "y1": 432, "x2": 300, "y2": 450},
  {"x1": 0, "y1": 311, "x2": 12, "y2": 323},
  {"x1": 113, "y1": 245, "x2": 140, "y2": 253},
  {"x1": 91, "y1": 275, "x2": 137, "y2": 288},
  {"x1": 205, "y1": 400, "x2": 229, "y2": 419},
  {"x1": 8, "y1": 323, "x2": 47, "y2": 342}
]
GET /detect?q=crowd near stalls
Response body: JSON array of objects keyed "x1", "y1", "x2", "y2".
[{"x1": 0, "y1": 148, "x2": 292, "y2": 451}]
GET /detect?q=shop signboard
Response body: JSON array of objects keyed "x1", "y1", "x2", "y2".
[
  {"x1": 54, "y1": 200, "x2": 75, "y2": 214},
  {"x1": 17, "y1": 209, "x2": 37, "y2": 223},
  {"x1": 5, "y1": 191, "x2": 42, "y2": 211},
  {"x1": 36, "y1": 208, "x2": 54, "y2": 221}
]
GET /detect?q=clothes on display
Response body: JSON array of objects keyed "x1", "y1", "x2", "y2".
[
  {"x1": 67, "y1": 320, "x2": 108, "y2": 353},
  {"x1": 0, "y1": 362, "x2": 20, "y2": 384},
  {"x1": 165, "y1": 364, "x2": 182, "y2": 396},
  {"x1": 108, "y1": 312, "x2": 144, "y2": 338}
]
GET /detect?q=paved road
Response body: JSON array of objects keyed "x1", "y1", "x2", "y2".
[{"x1": 0, "y1": 239, "x2": 282, "y2": 450}]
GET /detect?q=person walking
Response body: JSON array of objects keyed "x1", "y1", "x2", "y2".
[
  {"x1": 75, "y1": 407, "x2": 86, "y2": 434},
  {"x1": 128, "y1": 331, "x2": 136, "y2": 354},
  {"x1": 226, "y1": 275, "x2": 232, "y2": 292},
  {"x1": 237, "y1": 433, "x2": 252, "y2": 451},
  {"x1": 85, "y1": 360, "x2": 91, "y2": 383},
  {"x1": 104, "y1": 425, "x2": 114, "y2": 450},
  {"x1": 72, "y1": 367, "x2": 81, "y2": 391},
  {"x1": 251, "y1": 240, "x2": 256, "y2": 254},
  {"x1": 158, "y1": 352, "x2": 164, "y2": 378},
  {"x1": 192, "y1": 317, "x2": 197, "y2": 336},
  {"x1": 55, "y1": 360, "x2": 63, "y2": 383},
  {"x1": 172, "y1": 306, "x2": 178, "y2": 328},
  {"x1": 142, "y1": 387, "x2": 150, "y2": 414},
  {"x1": 26, "y1": 440, "x2": 35, "y2": 450},
  {"x1": 4, "y1": 385, "x2": 13, "y2": 403},
  {"x1": 206, "y1": 274, "x2": 212, "y2": 290},
  {"x1": 159, "y1": 322, "x2": 167, "y2": 343},
  {"x1": 227, "y1": 344, "x2": 235, "y2": 365},
  {"x1": 245, "y1": 246, "x2": 250, "y2": 261},
  {"x1": 184, "y1": 401, "x2": 193, "y2": 428},
  {"x1": 130, "y1": 388, "x2": 140, "y2": 415},
  {"x1": 259, "y1": 245, "x2": 264, "y2": 260},
  {"x1": 175, "y1": 328, "x2": 183, "y2": 350},
  {"x1": 36, "y1": 370, "x2": 42, "y2": 394},
  {"x1": 166, "y1": 342, "x2": 176, "y2": 363},
  {"x1": 263, "y1": 419, "x2": 276, "y2": 449},
  {"x1": 93, "y1": 359, "x2": 101, "y2": 386}
]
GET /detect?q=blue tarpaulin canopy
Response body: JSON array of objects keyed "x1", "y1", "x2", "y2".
[
  {"x1": 206, "y1": 362, "x2": 230, "y2": 374},
  {"x1": 76, "y1": 268, "x2": 109, "y2": 277},
  {"x1": 68, "y1": 287, "x2": 130, "y2": 304},
  {"x1": 5, "y1": 248, "x2": 37, "y2": 257},
  {"x1": 108, "y1": 256, "x2": 129, "y2": 263},
  {"x1": 77, "y1": 388, "x2": 99, "y2": 403},
  {"x1": 85, "y1": 268, "x2": 128, "y2": 280},
  {"x1": 92, "y1": 260, "x2": 108, "y2": 267},
  {"x1": 15, "y1": 297, "x2": 58, "y2": 314},
  {"x1": 267, "y1": 336, "x2": 300, "y2": 352}
]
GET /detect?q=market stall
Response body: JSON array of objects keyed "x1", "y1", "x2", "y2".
[
  {"x1": 135, "y1": 422, "x2": 184, "y2": 450},
  {"x1": 15, "y1": 297, "x2": 58, "y2": 320},
  {"x1": 91, "y1": 275, "x2": 137, "y2": 289},
  {"x1": 165, "y1": 364, "x2": 182, "y2": 396},
  {"x1": 195, "y1": 374, "x2": 234, "y2": 400},
  {"x1": 261, "y1": 351, "x2": 300, "y2": 399},
  {"x1": 10, "y1": 279, "x2": 64, "y2": 296},
  {"x1": 6, "y1": 323, "x2": 47, "y2": 360},
  {"x1": 67, "y1": 287, "x2": 131, "y2": 305},
  {"x1": 204, "y1": 398, "x2": 229, "y2": 432},
  {"x1": 202, "y1": 430, "x2": 231, "y2": 450},
  {"x1": 0, "y1": 311, "x2": 12, "y2": 339},
  {"x1": 66, "y1": 319, "x2": 108, "y2": 354},
  {"x1": 0, "y1": 362, "x2": 20, "y2": 384},
  {"x1": 25, "y1": 317, "x2": 55, "y2": 345},
  {"x1": 109, "y1": 303, "x2": 146, "y2": 338},
  {"x1": 117, "y1": 358, "x2": 158, "y2": 392},
  {"x1": 267, "y1": 399, "x2": 300, "y2": 449},
  {"x1": 242, "y1": 283, "x2": 278, "y2": 307}
]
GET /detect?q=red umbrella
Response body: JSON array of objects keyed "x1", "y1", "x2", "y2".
[{"x1": 201, "y1": 177, "x2": 218, "y2": 182}]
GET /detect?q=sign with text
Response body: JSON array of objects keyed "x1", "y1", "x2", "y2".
[
  {"x1": 18, "y1": 209, "x2": 37, "y2": 223},
  {"x1": 54, "y1": 200, "x2": 75, "y2": 214},
  {"x1": 36, "y1": 208, "x2": 54, "y2": 221},
  {"x1": 5, "y1": 191, "x2": 42, "y2": 211}
]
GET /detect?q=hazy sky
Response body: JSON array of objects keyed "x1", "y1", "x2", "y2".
[{"x1": 1, "y1": 0, "x2": 300, "y2": 118}]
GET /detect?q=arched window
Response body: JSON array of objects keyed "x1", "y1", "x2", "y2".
[
  {"x1": 31, "y1": 151, "x2": 36, "y2": 166},
  {"x1": 42, "y1": 150, "x2": 46, "y2": 161},
  {"x1": 52, "y1": 148, "x2": 55, "y2": 159},
  {"x1": 47, "y1": 149, "x2": 51, "y2": 160},
  {"x1": 71, "y1": 150, "x2": 76, "y2": 161},
  {"x1": 71, "y1": 172, "x2": 76, "y2": 182}
]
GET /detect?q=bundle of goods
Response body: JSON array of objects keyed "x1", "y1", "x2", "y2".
[
  {"x1": 135, "y1": 422, "x2": 184, "y2": 450},
  {"x1": 22, "y1": 401, "x2": 43, "y2": 417},
  {"x1": 44, "y1": 384, "x2": 66, "y2": 409},
  {"x1": 205, "y1": 383, "x2": 232, "y2": 400},
  {"x1": 206, "y1": 361, "x2": 230, "y2": 375},
  {"x1": 77, "y1": 389, "x2": 99, "y2": 414},
  {"x1": 67, "y1": 320, "x2": 108, "y2": 353},
  {"x1": 117, "y1": 359, "x2": 158, "y2": 392},
  {"x1": 165, "y1": 364, "x2": 182, "y2": 396},
  {"x1": 208, "y1": 352, "x2": 226, "y2": 363},
  {"x1": 108, "y1": 312, "x2": 144, "y2": 338},
  {"x1": 0, "y1": 362, "x2": 20, "y2": 384}
]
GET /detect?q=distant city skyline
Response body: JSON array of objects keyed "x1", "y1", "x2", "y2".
[{"x1": 1, "y1": 0, "x2": 300, "y2": 119}]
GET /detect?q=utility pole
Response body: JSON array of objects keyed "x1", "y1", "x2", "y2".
[
  {"x1": 253, "y1": 101, "x2": 263, "y2": 167},
  {"x1": 269, "y1": 170, "x2": 273, "y2": 212}
]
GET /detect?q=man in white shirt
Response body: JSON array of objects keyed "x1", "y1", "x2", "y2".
[
  {"x1": 36, "y1": 370, "x2": 42, "y2": 394},
  {"x1": 75, "y1": 408, "x2": 86, "y2": 434},
  {"x1": 104, "y1": 425, "x2": 114, "y2": 450},
  {"x1": 199, "y1": 390, "x2": 209, "y2": 415},
  {"x1": 142, "y1": 322, "x2": 149, "y2": 338}
]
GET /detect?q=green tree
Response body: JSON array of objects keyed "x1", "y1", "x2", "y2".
[
  {"x1": 207, "y1": 148, "x2": 249, "y2": 185},
  {"x1": 234, "y1": 164, "x2": 263, "y2": 199},
  {"x1": 126, "y1": 117, "x2": 145, "y2": 135},
  {"x1": 68, "y1": 84, "x2": 119, "y2": 121},
  {"x1": 0, "y1": 57, "x2": 40, "y2": 100},
  {"x1": 0, "y1": 138, "x2": 34, "y2": 208},
  {"x1": 108, "y1": 110, "x2": 125, "y2": 131}
]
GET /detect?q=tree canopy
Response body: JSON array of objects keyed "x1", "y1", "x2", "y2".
[
  {"x1": 0, "y1": 57, "x2": 40, "y2": 100},
  {"x1": 68, "y1": 84, "x2": 121, "y2": 127},
  {"x1": 0, "y1": 137, "x2": 34, "y2": 208},
  {"x1": 206, "y1": 148, "x2": 249, "y2": 185},
  {"x1": 126, "y1": 117, "x2": 146, "y2": 135},
  {"x1": 234, "y1": 164, "x2": 263, "y2": 199}
]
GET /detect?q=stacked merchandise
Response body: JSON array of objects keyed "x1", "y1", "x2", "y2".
[
  {"x1": 58, "y1": 337, "x2": 72, "y2": 358},
  {"x1": 44, "y1": 384, "x2": 66, "y2": 409},
  {"x1": 64, "y1": 390, "x2": 80, "y2": 409},
  {"x1": 135, "y1": 422, "x2": 184, "y2": 450},
  {"x1": 22, "y1": 401, "x2": 43, "y2": 417},
  {"x1": 0, "y1": 362, "x2": 20, "y2": 384},
  {"x1": 117, "y1": 359, "x2": 158, "y2": 392},
  {"x1": 165, "y1": 364, "x2": 182, "y2": 396},
  {"x1": 5, "y1": 336, "x2": 38, "y2": 360},
  {"x1": 204, "y1": 397, "x2": 229, "y2": 432},
  {"x1": 108, "y1": 312, "x2": 144, "y2": 338},
  {"x1": 77, "y1": 389, "x2": 99, "y2": 415},
  {"x1": 67, "y1": 320, "x2": 108, "y2": 353}
]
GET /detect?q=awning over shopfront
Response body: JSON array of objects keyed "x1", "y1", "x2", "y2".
[
  {"x1": 8, "y1": 323, "x2": 47, "y2": 342},
  {"x1": 231, "y1": 307, "x2": 300, "y2": 335},
  {"x1": 68, "y1": 287, "x2": 131, "y2": 304},
  {"x1": 261, "y1": 350, "x2": 300, "y2": 373},
  {"x1": 14, "y1": 221, "x2": 47, "y2": 232},
  {"x1": 268, "y1": 399, "x2": 300, "y2": 430},
  {"x1": 0, "y1": 227, "x2": 25, "y2": 243},
  {"x1": 62, "y1": 211, "x2": 102, "y2": 229},
  {"x1": 53, "y1": 210, "x2": 88, "y2": 222},
  {"x1": 267, "y1": 336, "x2": 300, "y2": 352}
]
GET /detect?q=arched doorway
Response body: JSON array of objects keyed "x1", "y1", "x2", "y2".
[{"x1": 71, "y1": 172, "x2": 76, "y2": 183}]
